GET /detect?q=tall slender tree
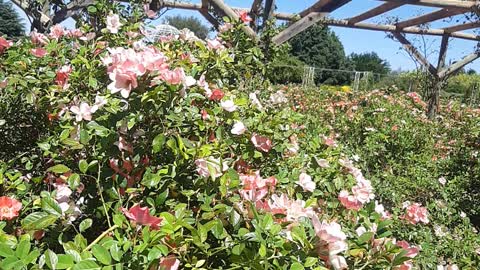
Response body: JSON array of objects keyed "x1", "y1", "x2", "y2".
[{"x1": 0, "y1": 0, "x2": 24, "y2": 38}]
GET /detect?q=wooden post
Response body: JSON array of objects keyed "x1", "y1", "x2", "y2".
[
  {"x1": 209, "y1": 0, "x2": 258, "y2": 39},
  {"x1": 347, "y1": 2, "x2": 404, "y2": 24}
]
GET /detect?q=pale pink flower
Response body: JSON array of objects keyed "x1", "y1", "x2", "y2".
[
  {"x1": 338, "y1": 190, "x2": 362, "y2": 210},
  {"x1": 231, "y1": 121, "x2": 246, "y2": 135},
  {"x1": 322, "y1": 135, "x2": 338, "y2": 147},
  {"x1": 296, "y1": 173, "x2": 315, "y2": 192},
  {"x1": 315, "y1": 158, "x2": 330, "y2": 168},
  {"x1": 356, "y1": 226, "x2": 367, "y2": 236},
  {"x1": 108, "y1": 70, "x2": 138, "y2": 98},
  {"x1": 70, "y1": 102, "x2": 96, "y2": 122},
  {"x1": 268, "y1": 194, "x2": 312, "y2": 222},
  {"x1": 106, "y1": 13, "x2": 123, "y2": 34},
  {"x1": 31, "y1": 48, "x2": 48, "y2": 58},
  {"x1": 251, "y1": 134, "x2": 272, "y2": 153},
  {"x1": 49, "y1": 24, "x2": 66, "y2": 39},
  {"x1": 67, "y1": 29, "x2": 84, "y2": 38},
  {"x1": 403, "y1": 202, "x2": 429, "y2": 224},
  {"x1": 312, "y1": 219, "x2": 347, "y2": 243},
  {"x1": 30, "y1": 31, "x2": 49, "y2": 45},
  {"x1": 239, "y1": 171, "x2": 277, "y2": 202},
  {"x1": 221, "y1": 100, "x2": 237, "y2": 112},
  {"x1": 329, "y1": 255, "x2": 347, "y2": 270},
  {"x1": 143, "y1": 4, "x2": 157, "y2": 19},
  {"x1": 395, "y1": 261, "x2": 413, "y2": 270},
  {"x1": 351, "y1": 178, "x2": 375, "y2": 204},
  {"x1": 375, "y1": 201, "x2": 391, "y2": 219},
  {"x1": 207, "y1": 39, "x2": 224, "y2": 50},
  {"x1": 91, "y1": 95, "x2": 107, "y2": 111},
  {"x1": 219, "y1": 23, "x2": 234, "y2": 33}
]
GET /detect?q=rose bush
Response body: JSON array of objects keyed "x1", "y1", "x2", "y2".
[{"x1": 0, "y1": 4, "x2": 472, "y2": 270}]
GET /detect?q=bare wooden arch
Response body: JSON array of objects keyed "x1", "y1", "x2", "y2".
[{"x1": 10, "y1": 0, "x2": 480, "y2": 117}]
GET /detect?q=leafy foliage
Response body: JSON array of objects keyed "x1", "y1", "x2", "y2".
[
  {"x1": 348, "y1": 52, "x2": 390, "y2": 75},
  {"x1": 164, "y1": 15, "x2": 211, "y2": 39}
]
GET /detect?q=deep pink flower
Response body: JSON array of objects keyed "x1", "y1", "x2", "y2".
[
  {"x1": 31, "y1": 48, "x2": 48, "y2": 58},
  {"x1": 121, "y1": 204, "x2": 162, "y2": 230},
  {"x1": 238, "y1": 11, "x2": 252, "y2": 23},
  {"x1": 55, "y1": 65, "x2": 72, "y2": 88},
  {"x1": 396, "y1": 240, "x2": 419, "y2": 258},
  {"x1": 0, "y1": 196, "x2": 22, "y2": 220},
  {"x1": 251, "y1": 134, "x2": 272, "y2": 153},
  {"x1": 209, "y1": 89, "x2": 225, "y2": 101},
  {"x1": 0, "y1": 37, "x2": 12, "y2": 54},
  {"x1": 403, "y1": 202, "x2": 429, "y2": 224}
]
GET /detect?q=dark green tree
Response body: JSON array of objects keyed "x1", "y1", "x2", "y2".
[
  {"x1": 0, "y1": 0, "x2": 24, "y2": 38},
  {"x1": 289, "y1": 24, "x2": 351, "y2": 85},
  {"x1": 164, "y1": 15, "x2": 210, "y2": 39},
  {"x1": 349, "y1": 52, "x2": 391, "y2": 75}
]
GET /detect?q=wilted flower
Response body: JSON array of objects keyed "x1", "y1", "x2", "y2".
[
  {"x1": 0, "y1": 196, "x2": 22, "y2": 220},
  {"x1": 159, "y1": 256, "x2": 180, "y2": 270},
  {"x1": 195, "y1": 157, "x2": 227, "y2": 179},
  {"x1": 251, "y1": 133, "x2": 272, "y2": 152},
  {"x1": 0, "y1": 78, "x2": 7, "y2": 89},
  {"x1": 55, "y1": 65, "x2": 72, "y2": 89},
  {"x1": 438, "y1": 176, "x2": 446, "y2": 185},
  {"x1": 270, "y1": 90, "x2": 288, "y2": 104}
]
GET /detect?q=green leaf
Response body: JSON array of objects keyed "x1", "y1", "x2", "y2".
[
  {"x1": 45, "y1": 249, "x2": 58, "y2": 270},
  {"x1": 47, "y1": 164, "x2": 71, "y2": 174},
  {"x1": 22, "y1": 212, "x2": 58, "y2": 230},
  {"x1": 72, "y1": 260, "x2": 101, "y2": 270},
  {"x1": 259, "y1": 244, "x2": 266, "y2": 257},
  {"x1": 0, "y1": 256, "x2": 24, "y2": 269},
  {"x1": 92, "y1": 244, "x2": 111, "y2": 265},
  {"x1": 0, "y1": 243, "x2": 14, "y2": 257},
  {"x1": 68, "y1": 173, "x2": 81, "y2": 190},
  {"x1": 22, "y1": 250, "x2": 40, "y2": 264},
  {"x1": 87, "y1": 6, "x2": 97, "y2": 13},
  {"x1": 56, "y1": 254, "x2": 75, "y2": 269},
  {"x1": 357, "y1": 232, "x2": 374, "y2": 244},
  {"x1": 152, "y1": 134, "x2": 166, "y2": 153},
  {"x1": 290, "y1": 262, "x2": 304, "y2": 270},
  {"x1": 79, "y1": 160, "x2": 88, "y2": 174},
  {"x1": 41, "y1": 197, "x2": 63, "y2": 217},
  {"x1": 147, "y1": 247, "x2": 162, "y2": 261},
  {"x1": 304, "y1": 257, "x2": 318, "y2": 267},
  {"x1": 79, "y1": 219, "x2": 93, "y2": 232},
  {"x1": 15, "y1": 239, "x2": 31, "y2": 259},
  {"x1": 109, "y1": 243, "x2": 122, "y2": 262}
]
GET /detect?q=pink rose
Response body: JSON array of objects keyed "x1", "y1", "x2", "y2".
[{"x1": 31, "y1": 48, "x2": 48, "y2": 58}]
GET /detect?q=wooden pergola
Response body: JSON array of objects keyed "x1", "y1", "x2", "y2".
[{"x1": 11, "y1": 0, "x2": 480, "y2": 117}]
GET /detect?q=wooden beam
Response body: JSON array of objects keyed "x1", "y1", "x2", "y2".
[
  {"x1": 443, "y1": 21, "x2": 480, "y2": 32},
  {"x1": 321, "y1": 18, "x2": 480, "y2": 41},
  {"x1": 439, "y1": 51, "x2": 480, "y2": 78},
  {"x1": 378, "y1": 0, "x2": 476, "y2": 9},
  {"x1": 348, "y1": 2, "x2": 404, "y2": 24},
  {"x1": 273, "y1": 12, "x2": 329, "y2": 45},
  {"x1": 392, "y1": 32, "x2": 438, "y2": 76},
  {"x1": 199, "y1": 10, "x2": 220, "y2": 29},
  {"x1": 10, "y1": 0, "x2": 51, "y2": 24},
  {"x1": 299, "y1": 0, "x2": 351, "y2": 18},
  {"x1": 395, "y1": 8, "x2": 464, "y2": 29},
  {"x1": 209, "y1": 0, "x2": 258, "y2": 40},
  {"x1": 264, "y1": 0, "x2": 276, "y2": 21},
  {"x1": 437, "y1": 35, "x2": 449, "y2": 69}
]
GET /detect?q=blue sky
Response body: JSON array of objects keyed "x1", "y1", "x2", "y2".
[{"x1": 10, "y1": 0, "x2": 480, "y2": 71}]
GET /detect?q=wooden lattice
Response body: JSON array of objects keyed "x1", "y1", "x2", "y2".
[{"x1": 10, "y1": 0, "x2": 480, "y2": 117}]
